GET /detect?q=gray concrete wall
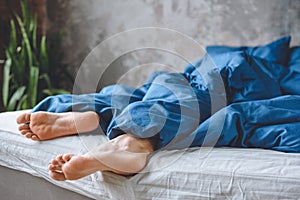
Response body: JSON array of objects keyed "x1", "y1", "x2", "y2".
[{"x1": 47, "y1": 0, "x2": 300, "y2": 92}]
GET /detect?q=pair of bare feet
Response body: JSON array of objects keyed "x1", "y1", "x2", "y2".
[{"x1": 16, "y1": 111, "x2": 154, "y2": 181}]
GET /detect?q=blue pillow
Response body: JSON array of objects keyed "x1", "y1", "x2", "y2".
[
  {"x1": 245, "y1": 36, "x2": 291, "y2": 65},
  {"x1": 186, "y1": 36, "x2": 291, "y2": 103},
  {"x1": 207, "y1": 36, "x2": 291, "y2": 66},
  {"x1": 280, "y1": 46, "x2": 300, "y2": 95}
]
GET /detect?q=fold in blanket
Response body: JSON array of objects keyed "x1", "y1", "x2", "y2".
[{"x1": 32, "y1": 36, "x2": 300, "y2": 152}]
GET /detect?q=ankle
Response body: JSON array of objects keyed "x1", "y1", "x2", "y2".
[
  {"x1": 113, "y1": 134, "x2": 154, "y2": 154},
  {"x1": 70, "y1": 112, "x2": 99, "y2": 133}
]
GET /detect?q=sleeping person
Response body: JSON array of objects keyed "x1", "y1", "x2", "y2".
[{"x1": 16, "y1": 36, "x2": 300, "y2": 181}]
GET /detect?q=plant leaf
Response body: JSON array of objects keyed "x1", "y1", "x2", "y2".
[
  {"x1": 2, "y1": 51, "x2": 12, "y2": 107},
  {"x1": 40, "y1": 73, "x2": 52, "y2": 88},
  {"x1": 43, "y1": 88, "x2": 70, "y2": 96},
  {"x1": 8, "y1": 20, "x2": 17, "y2": 54},
  {"x1": 16, "y1": 15, "x2": 33, "y2": 67},
  {"x1": 28, "y1": 66, "x2": 39, "y2": 108},
  {"x1": 6, "y1": 86, "x2": 26, "y2": 111},
  {"x1": 40, "y1": 36, "x2": 48, "y2": 72},
  {"x1": 20, "y1": 0, "x2": 30, "y2": 31},
  {"x1": 17, "y1": 94, "x2": 28, "y2": 110},
  {"x1": 32, "y1": 15, "x2": 37, "y2": 51},
  {"x1": 28, "y1": 13, "x2": 35, "y2": 35},
  {"x1": 20, "y1": 94, "x2": 29, "y2": 110}
]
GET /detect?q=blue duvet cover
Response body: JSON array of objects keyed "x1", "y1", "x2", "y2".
[{"x1": 33, "y1": 36, "x2": 300, "y2": 153}]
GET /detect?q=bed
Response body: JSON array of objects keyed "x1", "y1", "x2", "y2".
[
  {"x1": 2, "y1": 36, "x2": 300, "y2": 199},
  {"x1": 1, "y1": 110, "x2": 300, "y2": 199}
]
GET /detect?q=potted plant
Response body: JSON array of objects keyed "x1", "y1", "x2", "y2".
[{"x1": 2, "y1": 0, "x2": 70, "y2": 111}]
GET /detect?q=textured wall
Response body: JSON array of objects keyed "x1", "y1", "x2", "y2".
[{"x1": 47, "y1": 0, "x2": 300, "y2": 92}]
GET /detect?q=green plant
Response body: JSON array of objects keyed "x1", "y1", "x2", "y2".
[{"x1": 2, "y1": 0, "x2": 70, "y2": 111}]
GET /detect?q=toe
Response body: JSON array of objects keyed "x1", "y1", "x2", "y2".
[
  {"x1": 16, "y1": 113, "x2": 31, "y2": 124},
  {"x1": 49, "y1": 171, "x2": 66, "y2": 181},
  {"x1": 20, "y1": 130, "x2": 30, "y2": 135},
  {"x1": 31, "y1": 135, "x2": 40, "y2": 141},
  {"x1": 56, "y1": 155, "x2": 64, "y2": 163},
  {"x1": 25, "y1": 132, "x2": 33, "y2": 139},
  {"x1": 63, "y1": 154, "x2": 73, "y2": 162},
  {"x1": 18, "y1": 123, "x2": 30, "y2": 131},
  {"x1": 48, "y1": 164, "x2": 55, "y2": 171},
  {"x1": 48, "y1": 164, "x2": 62, "y2": 172},
  {"x1": 51, "y1": 159, "x2": 59, "y2": 165}
]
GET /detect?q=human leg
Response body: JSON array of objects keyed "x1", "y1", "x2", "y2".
[{"x1": 48, "y1": 133, "x2": 155, "y2": 181}]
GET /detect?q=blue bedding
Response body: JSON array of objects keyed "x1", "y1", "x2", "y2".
[{"x1": 33, "y1": 36, "x2": 300, "y2": 153}]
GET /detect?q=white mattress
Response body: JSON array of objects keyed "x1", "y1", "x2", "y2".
[{"x1": 1, "y1": 110, "x2": 300, "y2": 199}]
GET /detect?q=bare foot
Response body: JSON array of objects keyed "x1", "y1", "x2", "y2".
[
  {"x1": 16, "y1": 111, "x2": 99, "y2": 141},
  {"x1": 48, "y1": 154, "x2": 104, "y2": 181},
  {"x1": 48, "y1": 134, "x2": 154, "y2": 181}
]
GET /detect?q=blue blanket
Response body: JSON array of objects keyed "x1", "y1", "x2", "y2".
[{"x1": 33, "y1": 36, "x2": 300, "y2": 152}]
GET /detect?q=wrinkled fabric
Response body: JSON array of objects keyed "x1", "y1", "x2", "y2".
[
  {"x1": 33, "y1": 72, "x2": 211, "y2": 149},
  {"x1": 189, "y1": 95, "x2": 300, "y2": 153},
  {"x1": 33, "y1": 36, "x2": 300, "y2": 152},
  {"x1": 280, "y1": 46, "x2": 300, "y2": 94},
  {"x1": 185, "y1": 36, "x2": 291, "y2": 103}
]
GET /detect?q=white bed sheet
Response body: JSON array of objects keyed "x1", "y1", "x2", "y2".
[{"x1": 1, "y1": 110, "x2": 300, "y2": 199}]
